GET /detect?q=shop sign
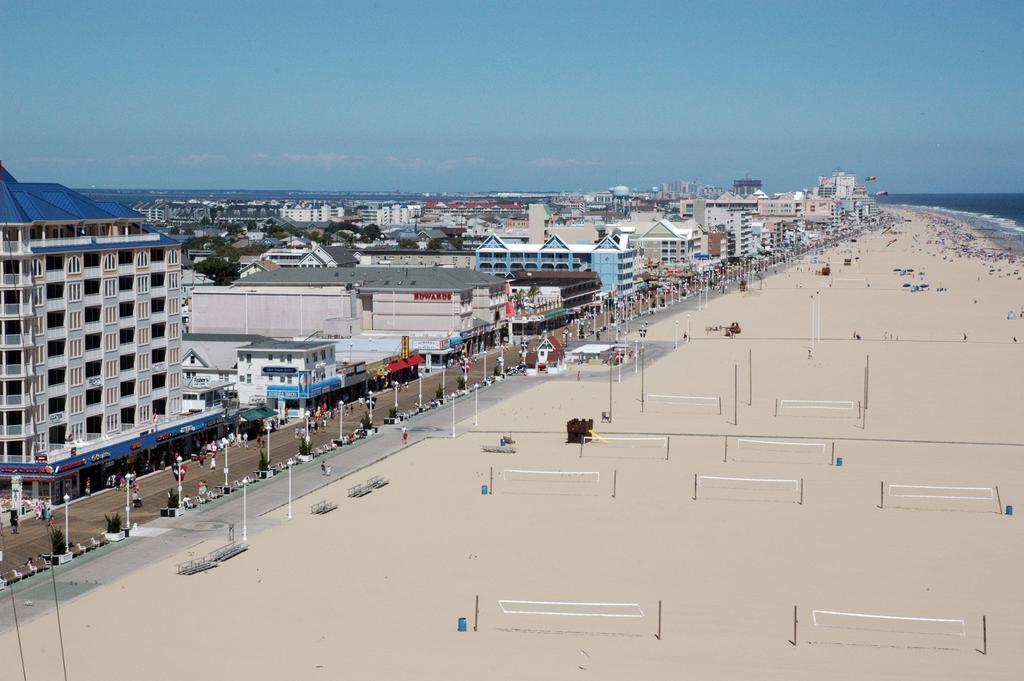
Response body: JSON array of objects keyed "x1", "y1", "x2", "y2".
[
  {"x1": 205, "y1": 417, "x2": 225, "y2": 427},
  {"x1": 180, "y1": 425, "x2": 196, "y2": 434},
  {"x1": 412, "y1": 340, "x2": 443, "y2": 351},
  {"x1": 413, "y1": 292, "x2": 453, "y2": 301},
  {"x1": 90, "y1": 452, "x2": 111, "y2": 462},
  {"x1": 262, "y1": 366, "x2": 297, "y2": 375}
]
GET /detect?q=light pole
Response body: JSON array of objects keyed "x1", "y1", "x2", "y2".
[
  {"x1": 674, "y1": 320, "x2": 679, "y2": 349},
  {"x1": 224, "y1": 439, "x2": 230, "y2": 489},
  {"x1": 451, "y1": 386, "x2": 456, "y2": 438},
  {"x1": 634, "y1": 339, "x2": 639, "y2": 374},
  {"x1": 242, "y1": 479, "x2": 248, "y2": 541},
  {"x1": 266, "y1": 420, "x2": 272, "y2": 466},
  {"x1": 63, "y1": 493, "x2": 70, "y2": 548},
  {"x1": 474, "y1": 382, "x2": 479, "y2": 427},
  {"x1": 175, "y1": 456, "x2": 183, "y2": 511},
  {"x1": 608, "y1": 349, "x2": 614, "y2": 422},
  {"x1": 286, "y1": 459, "x2": 293, "y2": 520},
  {"x1": 687, "y1": 313, "x2": 691, "y2": 343},
  {"x1": 394, "y1": 382, "x2": 399, "y2": 412},
  {"x1": 124, "y1": 472, "x2": 132, "y2": 533},
  {"x1": 639, "y1": 325, "x2": 648, "y2": 412},
  {"x1": 338, "y1": 397, "x2": 344, "y2": 444},
  {"x1": 418, "y1": 373, "x2": 422, "y2": 406}
]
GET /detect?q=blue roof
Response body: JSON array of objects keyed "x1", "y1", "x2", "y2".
[{"x1": 0, "y1": 164, "x2": 141, "y2": 223}]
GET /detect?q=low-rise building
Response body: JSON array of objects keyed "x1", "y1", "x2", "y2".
[{"x1": 235, "y1": 339, "x2": 340, "y2": 418}]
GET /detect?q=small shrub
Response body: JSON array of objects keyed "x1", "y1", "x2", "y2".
[
  {"x1": 49, "y1": 527, "x2": 67, "y2": 556},
  {"x1": 104, "y1": 512, "x2": 122, "y2": 534},
  {"x1": 167, "y1": 488, "x2": 179, "y2": 509},
  {"x1": 388, "y1": 406, "x2": 398, "y2": 419},
  {"x1": 435, "y1": 384, "x2": 444, "y2": 400},
  {"x1": 457, "y1": 376, "x2": 466, "y2": 391},
  {"x1": 360, "y1": 412, "x2": 373, "y2": 430},
  {"x1": 259, "y1": 448, "x2": 270, "y2": 471}
]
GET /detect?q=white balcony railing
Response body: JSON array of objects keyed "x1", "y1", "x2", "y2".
[{"x1": 29, "y1": 237, "x2": 92, "y2": 248}]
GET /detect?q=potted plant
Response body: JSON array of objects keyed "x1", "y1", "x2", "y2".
[
  {"x1": 385, "y1": 406, "x2": 398, "y2": 425},
  {"x1": 298, "y1": 437, "x2": 312, "y2": 461},
  {"x1": 257, "y1": 448, "x2": 275, "y2": 479},
  {"x1": 104, "y1": 512, "x2": 126, "y2": 542},
  {"x1": 160, "y1": 489, "x2": 183, "y2": 517},
  {"x1": 360, "y1": 412, "x2": 373, "y2": 434},
  {"x1": 435, "y1": 384, "x2": 444, "y2": 402},
  {"x1": 47, "y1": 527, "x2": 72, "y2": 565},
  {"x1": 457, "y1": 376, "x2": 467, "y2": 391}
]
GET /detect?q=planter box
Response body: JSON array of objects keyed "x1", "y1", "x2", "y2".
[
  {"x1": 219, "y1": 485, "x2": 234, "y2": 495},
  {"x1": 256, "y1": 469, "x2": 276, "y2": 480},
  {"x1": 46, "y1": 552, "x2": 73, "y2": 566},
  {"x1": 160, "y1": 507, "x2": 184, "y2": 518},
  {"x1": 104, "y1": 530, "x2": 126, "y2": 542},
  {"x1": 384, "y1": 417, "x2": 396, "y2": 425}
]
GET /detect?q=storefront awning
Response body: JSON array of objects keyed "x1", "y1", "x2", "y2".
[
  {"x1": 387, "y1": 358, "x2": 410, "y2": 372},
  {"x1": 406, "y1": 354, "x2": 424, "y2": 367},
  {"x1": 240, "y1": 406, "x2": 277, "y2": 421}
]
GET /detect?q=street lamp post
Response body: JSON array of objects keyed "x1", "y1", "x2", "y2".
[
  {"x1": 63, "y1": 493, "x2": 70, "y2": 548},
  {"x1": 242, "y1": 480, "x2": 248, "y2": 541},
  {"x1": 674, "y1": 320, "x2": 679, "y2": 349},
  {"x1": 124, "y1": 472, "x2": 132, "y2": 533},
  {"x1": 451, "y1": 386, "x2": 456, "y2": 438},
  {"x1": 224, "y1": 441, "x2": 229, "y2": 489},
  {"x1": 634, "y1": 339, "x2": 639, "y2": 374},
  {"x1": 640, "y1": 325, "x2": 648, "y2": 412},
  {"x1": 175, "y1": 456, "x2": 183, "y2": 511},
  {"x1": 607, "y1": 349, "x2": 614, "y2": 422},
  {"x1": 687, "y1": 313, "x2": 691, "y2": 343},
  {"x1": 286, "y1": 459, "x2": 293, "y2": 520},
  {"x1": 266, "y1": 420, "x2": 272, "y2": 466}
]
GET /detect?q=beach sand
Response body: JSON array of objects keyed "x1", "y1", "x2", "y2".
[{"x1": 2, "y1": 209, "x2": 1022, "y2": 680}]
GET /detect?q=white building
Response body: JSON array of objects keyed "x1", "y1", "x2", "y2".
[
  {"x1": 234, "y1": 339, "x2": 339, "y2": 418},
  {"x1": 815, "y1": 171, "x2": 859, "y2": 200},
  {"x1": 280, "y1": 203, "x2": 342, "y2": 222}
]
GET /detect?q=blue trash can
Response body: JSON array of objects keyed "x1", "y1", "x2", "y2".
[
  {"x1": 458, "y1": 617, "x2": 467, "y2": 632},
  {"x1": 1006, "y1": 505, "x2": 1014, "y2": 516},
  {"x1": 481, "y1": 485, "x2": 488, "y2": 495},
  {"x1": 836, "y1": 457, "x2": 843, "y2": 467}
]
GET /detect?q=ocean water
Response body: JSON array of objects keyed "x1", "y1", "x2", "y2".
[{"x1": 877, "y1": 194, "x2": 1024, "y2": 242}]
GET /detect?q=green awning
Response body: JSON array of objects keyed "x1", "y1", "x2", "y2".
[
  {"x1": 542, "y1": 308, "x2": 567, "y2": 319},
  {"x1": 240, "y1": 406, "x2": 277, "y2": 421}
]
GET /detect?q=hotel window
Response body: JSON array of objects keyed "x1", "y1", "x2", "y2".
[
  {"x1": 47, "y1": 368, "x2": 66, "y2": 387},
  {"x1": 47, "y1": 311, "x2": 65, "y2": 329},
  {"x1": 84, "y1": 279, "x2": 100, "y2": 296},
  {"x1": 69, "y1": 366, "x2": 83, "y2": 385},
  {"x1": 168, "y1": 323, "x2": 179, "y2": 340},
  {"x1": 70, "y1": 394, "x2": 83, "y2": 414},
  {"x1": 136, "y1": 250, "x2": 149, "y2": 267},
  {"x1": 106, "y1": 413, "x2": 119, "y2": 431},
  {"x1": 167, "y1": 249, "x2": 179, "y2": 265},
  {"x1": 104, "y1": 333, "x2": 117, "y2": 352},
  {"x1": 103, "y1": 278, "x2": 117, "y2": 297},
  {"x1": 168, "y1": 297, "x2": 180, "y2": 313},
  {"x1": 46, "y1": 282, "x2": 65, "y2": 300},
  {"x1": 137, "y1": 301, "x2": 149, "y2": 319},
  {"x1": 150, "y1": 248, "x2": 165, "y2": 262},
  {"x1": 32, "y1": 258, "x2": 43, "y2": 277},
  {"x1": 67, "y1": 257, "x2": 82, "y2": 274},
  {"x1": 167, "y1": 347, "x2": 179, "y2": 364},
  {"x1": 118, "y1": 251, "x2": 133, "y2": 266},
  {"x1": 104, "y1": 305, "x2": 118, "y2": 324},
  {"x1": 106, "y1": 387, "x2": 118, "y2": 406},
  {"x1": 32, "y1": 286, "x2": 43, "y2": 306},
  {"x1": 138, "y1": 352, "x2": 150, "y2": 371},
  {"x1": 168, "y1": 272, "x2": 179, "y2": 290},
  {"x1": 151, "y1": 297, "x2": 165, "y2": 313},
  {"x1": 69, "y1": 339, "x2": 83, "y2": 359},
  {"x1": 138, "y1": 327, "x2": 150, "y2": 345},
  {"x1": 69, "y1": 311, "x2": 82, "y2": 330},
  {"x1": 136, "y1": 275, "x2": 149, "y2": 294},
  {"x1": 45, "y1": 255, "x2": 64, "y2": 271},
  {"x1": 119, "y1": 302, "x2": 134, "y2": 318},
  {"x1": 139, "y1": 404, "x2": 150, "y2": 422},
  {"x1": 169, "y1": 371, "x2": 180, "y2": 389},
  {"x1": 67, "y1": 283, "x2": 82, "y2": 302},
  {"x1": 84, "y1": 253, "x2": 100, "y2": 268},
  {"x1": 103, "y1": 253, "x2": 116, "y2": 271},
  {"x1": 151, "y1": 273, "x2": 165, "y2": 288}
]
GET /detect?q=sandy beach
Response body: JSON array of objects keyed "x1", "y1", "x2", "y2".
[{"x1": 3, "y1": 208, "x2": 1023, "y2": 680}]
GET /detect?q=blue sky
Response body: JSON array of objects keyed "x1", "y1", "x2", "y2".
[{"x1": 2, "y1": 0, "x2": 1022, "y2": 192}]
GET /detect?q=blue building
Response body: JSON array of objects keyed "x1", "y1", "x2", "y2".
[{"x1": 475, "y1": 234, "x2": 635, "y2": 295}]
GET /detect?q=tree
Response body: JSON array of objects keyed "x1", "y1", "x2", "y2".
[
  {"x1": 195, "y1": 257, "x2": 240, "y2": 285},
  {"x1": 362, "y1": 224, "x2": 383, "y2": 242},
  {"x1": 527, "y1": 284, "x2": 540, "y2": 302},
  {"x1": 426, "y1": 238, "x2": 444, "y2": 251},
  {"x1": 398, "y1": 239, "x2": 418, "y2": 249},
  {"x1": 450, "y1": 236, "x2": 464, "y2": 250}
]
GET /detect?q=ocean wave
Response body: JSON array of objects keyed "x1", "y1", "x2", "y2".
[{"x1": 891, "y1": 204, "x2": 1024, "y2": 236}]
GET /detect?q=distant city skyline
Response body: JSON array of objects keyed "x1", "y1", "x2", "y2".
[{"x1": 2, "y1": 1, "x2": 1022, "y2": 193}]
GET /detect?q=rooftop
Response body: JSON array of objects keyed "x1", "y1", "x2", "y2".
[
  {"x1": 0, "y1": 164, "x2": 141, "y2": 223},
  {"x1": 238, "y1": 266, "x2": 503, "y2": 291},
  {"x1": 242, "y1": 339, "x2": 337, "y2": 351}
]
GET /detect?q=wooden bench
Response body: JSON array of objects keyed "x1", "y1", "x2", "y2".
[
  {"x1": 311, "y1": 500, "x2": 338, "y2": 515},
  {"x1": 482, "y1": 445, "x2": 517, "y2": 454},
  {"x1": 348, "y1": 484, "x2": 372, "y2": 498},
  {"x1": 177, "y1": 557, "x2": 218, "y2": 576},
  {"x1": 209, "y1": 542, "x2": 248, "y2": 564}
]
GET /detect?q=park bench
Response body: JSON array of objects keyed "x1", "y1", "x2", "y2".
[
  {"x1": 367, "y1": 475, "x2": 389, "y2": 489},
  {"x1": 310, "y1": 500, "x2": 338, "y2": 515},
  {"x1": 481, "y1": 445, "x2": 516, "y2": 454},
  {"x1": 209, "y1": 542, "x2": 248, "y2": 564},
  {"x1": 348, "y1": 484, "x2": 372, "y2": 498},
  {"x1": 90, "y1": 537, "x2": 102, "y2": 549},
  {"x1": 177, "y1": 557, "x2": 218, "y2": 576}
]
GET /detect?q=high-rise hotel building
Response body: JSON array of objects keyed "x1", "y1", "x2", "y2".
[{"x1": 0, "y1": 164, "x2": 219, "y2": 502}]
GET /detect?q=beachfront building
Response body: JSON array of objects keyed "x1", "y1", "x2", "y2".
[
  {"x1": 475, "y1": 234, "x2": 636, "y2": 295},
  {"x1": 0, "y1": 164, "x2": 230, "y2": 503},
  {"x1": 189, "y1": 267, "x2": 508, "y2": 363},
  {"x1": 506, "y1": 271, "x2": 602, "y2": 338},
  {"x1": 627, "y1": 218, "x2": 707, "y2": 267},
  {"x1": 234, "y1": 339, "x2": 341, "y2": 419}
]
